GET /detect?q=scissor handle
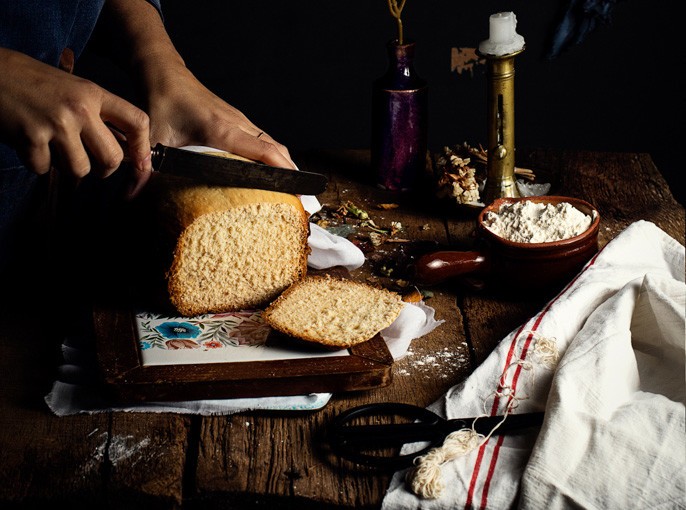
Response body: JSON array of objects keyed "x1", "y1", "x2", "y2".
[
  {"x1": 327, "y1": 403, "x2": 452, "y2": 469},
  {"x1": 330, "y1": 403, "x2": 456, "y2": 446},
  {"x1": 326, "y1": 403, "x2": 545, "y2": 470}
]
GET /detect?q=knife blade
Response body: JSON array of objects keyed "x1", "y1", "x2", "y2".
[{"x1": 150, "y1": 143, "x2": 328, "y2": 195}]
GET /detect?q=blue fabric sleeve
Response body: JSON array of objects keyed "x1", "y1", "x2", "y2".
[{"x1": 0, "y1": 0, "x2": 106, "y2": 66}]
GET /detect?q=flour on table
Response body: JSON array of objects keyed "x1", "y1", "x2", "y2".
[{"x1": 483, "y1": 201, "x2": 593, "y2": 243}]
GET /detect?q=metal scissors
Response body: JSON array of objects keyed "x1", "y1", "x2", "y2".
[{"x1": 326, "y1": 402, "x2": 544, "y2": 470}]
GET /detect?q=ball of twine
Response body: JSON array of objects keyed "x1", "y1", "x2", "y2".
[{"x1": 406, "y1": 428, "x2": 483, "y2": 499}]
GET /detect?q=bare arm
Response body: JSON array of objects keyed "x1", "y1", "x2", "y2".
[{"x1": 98, "y1": 0, "x2": 295, "y2": 196}]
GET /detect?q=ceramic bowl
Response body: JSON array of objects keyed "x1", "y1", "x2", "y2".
[{"x1": 413, "y1": 196, "x2": 600, "y2": 292}]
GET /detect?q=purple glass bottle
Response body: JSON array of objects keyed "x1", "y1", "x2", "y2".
[{"x1": 371, "y1": 40, "x2": 428, "y2": 192}]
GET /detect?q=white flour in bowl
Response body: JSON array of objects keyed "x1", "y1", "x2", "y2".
[{"x1": 482, "y1": 201, "x2": 594, "y2": 243}]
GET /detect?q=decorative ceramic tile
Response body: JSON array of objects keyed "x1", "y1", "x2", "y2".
[{"x1": 136, "y1": 310, "x2": 349, "y2": 366}]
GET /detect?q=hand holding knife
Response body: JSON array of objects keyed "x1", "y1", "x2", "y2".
[{"x1": 148, "y1": 144, "x2": 328, "y2": 195}]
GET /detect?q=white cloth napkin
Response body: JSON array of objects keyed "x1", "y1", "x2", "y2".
[
  {"x1": 382, "y1": 220, "x2": 685, "y2": 510},
  {"x1": 45, "y1": 153, "x2": 443, "y2": 415},
  {"x1": 307, "y1": 222, "x2": 366, "y2": 270},
  {"x1": 384, "y1": 301, "x2": 444, "y2": 360}
]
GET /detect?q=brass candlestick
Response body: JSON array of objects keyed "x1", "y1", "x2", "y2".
[{"x1": 478, "y1": 12, "x2": 525, "y2": 206}]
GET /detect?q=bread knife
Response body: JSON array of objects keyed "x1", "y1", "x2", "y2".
[{"x1": 150, "y1": 143, "x2": 328, "y2": 195}]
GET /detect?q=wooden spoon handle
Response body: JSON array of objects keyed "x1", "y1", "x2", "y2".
[{"x1": 413, "y1": 251, "x2": 489, "y2": 285}]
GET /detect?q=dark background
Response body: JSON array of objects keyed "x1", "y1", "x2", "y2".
[{"x1": 81, "y1": 0, "x2": 683, "y2": 204}]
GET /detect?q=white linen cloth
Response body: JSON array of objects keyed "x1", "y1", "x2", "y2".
[
  {"x1": 45, "y1": 150, "x2": 442, "y2": 415},
  {"x1": 382, "y1": 220, "x2": 685, "y2": 510},
  {"x1": 308, "y1": 222, "x2": 366, "y2": 270}
]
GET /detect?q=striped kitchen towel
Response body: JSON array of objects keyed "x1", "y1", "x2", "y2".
[{"x1": 382, "y1": 220, "x2": 685, "y2": 510}]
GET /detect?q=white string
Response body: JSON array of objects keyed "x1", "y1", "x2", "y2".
[
  {"x1": 405, "y1": 331, "x2": 559, "y2": 499},
  {"x1": 405, "y1": 426, "x2": 483, "y2": 499},
  {"x1": 529, "y1": 332, "x2": 560, "y2": 368}
]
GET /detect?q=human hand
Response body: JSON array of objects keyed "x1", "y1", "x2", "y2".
[
  {"x1": 143, "y1": 63, "x2": 296, "y2": 174},
  {"x1": 0, "y1": 48, "x2": 152, "y2": 190}
]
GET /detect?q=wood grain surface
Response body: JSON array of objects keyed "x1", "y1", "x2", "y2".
[{"x1": 0, "y1": 149, "x2": 683, "y2": 509}]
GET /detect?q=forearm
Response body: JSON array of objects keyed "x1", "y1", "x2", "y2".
[
  {"x1": 95, "y1": 0, "x2": 295, "y2": 168},
  {"x1": 98, "y1": 0, "x2": 189, "y2": 98}
]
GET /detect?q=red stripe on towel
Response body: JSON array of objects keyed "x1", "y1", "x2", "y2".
[
  {"x1": 465, "y1": 322, "x2": 527, "y2": 509},
  {"x1": 470, "y1": 249, "x2": 603, "y2": 509},
  {"x1": 480, "y1": 328, "x2": 536, "y2": 509}
]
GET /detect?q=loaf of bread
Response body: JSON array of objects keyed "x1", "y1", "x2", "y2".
[
  {"x1": 263, "y1": 275, "x2": 404, "y2": 348},
  {"x1": 139, "y1": 157, "x2": 310, "y2": 317}
]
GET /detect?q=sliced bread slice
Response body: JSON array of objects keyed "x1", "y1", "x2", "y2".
[{"x1": 263, "y1": 275, "x2": 404, "y2": 348}]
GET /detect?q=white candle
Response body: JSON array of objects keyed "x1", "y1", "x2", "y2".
[
  {"x1": 479, "y1": 11, "x2": 525, "y2": 56},
  {"x1": 489, "y1": 12, "x2": 516, "y2": 44}
]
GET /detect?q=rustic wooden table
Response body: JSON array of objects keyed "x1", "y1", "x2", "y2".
[{"x1": 0, "y1": 149, "x2": 683, "y2": 509}]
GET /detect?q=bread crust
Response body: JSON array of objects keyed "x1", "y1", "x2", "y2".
[{"x1": 150, "y1": 174, "x2": 307, "y2": 232}]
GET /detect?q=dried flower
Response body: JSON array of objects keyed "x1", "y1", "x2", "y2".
[
  {"x1": 436, "y1": 144, "x2": 481, "y2": 205},
  {"x1": 434, "y1": 142, "x2": 538, "y2": 206},
  {"x1": 402, "y1": 287, "x2": 423, "y2": 302},
  {"x1": 390, "y1": 221, "x2": 403, "y2": 235},
  {"x1": 340, "y1": 201, "x2": 369, "y2": 220},
  {"x1": 377, "y1": 203, "x2": 400, "y2": 210},
  {"x1": 368, "y1": 232, "x2": 386, "y2": 247},
  {"x1": 387, "y1": 0, "x2": 408, "y2": 45}
]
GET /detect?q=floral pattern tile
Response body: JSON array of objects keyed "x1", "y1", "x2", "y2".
[
  {"x1": 138, "y1": 310, "x2": 270, "y2": 351},
  {"x1": 136, "y1": 310, "x2": 348, "y2": 366}
]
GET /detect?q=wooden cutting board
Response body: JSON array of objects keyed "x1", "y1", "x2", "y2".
[{"x1": 91, "y1": 268, "x2": 395, "y2": 403}]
